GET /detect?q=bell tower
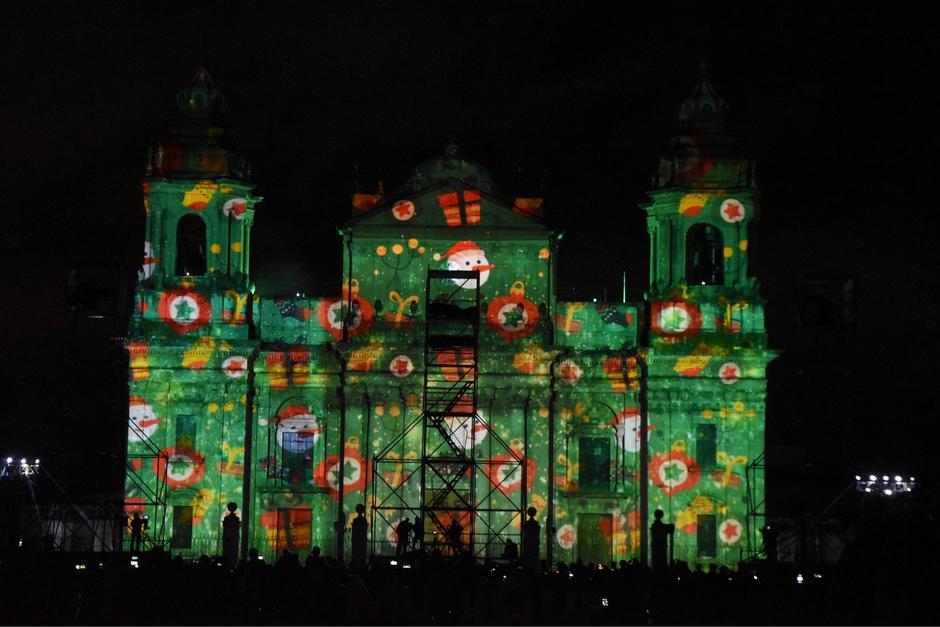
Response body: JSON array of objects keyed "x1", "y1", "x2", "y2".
[
  {"x1": 639, "y1": 65, "x2": 775, "y2": 563},
  {"x1": 645, "y1": 62, "x2": 757, "y2": 296},
  {"x1": 138, "y1": 68, "x2": 259, "y2": 290}
]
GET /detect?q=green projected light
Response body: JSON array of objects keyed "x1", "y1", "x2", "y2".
[{"x1": 125, "y1": 69, "x2": 774, "y2": 567}]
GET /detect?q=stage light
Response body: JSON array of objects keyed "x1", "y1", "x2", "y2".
[
  {"x1": 34, "y1": 459, "x2": 39, "y2": 465},
  {"x1": 894, "y1": 475, "x2": 901, "y2": 482},
  {"x1": 868, "y1": 474, "x2": 876, "y2": 481},
  {"x1": 883, "y1": 489, "x2": 893, "y2": 496},
  {"x1": 796, "y1": 574, "x2": 804, "y2": 584},
  {"x1": 390, "y1": 560, "x2": 398, "y2": 566},
  {"x1": 5, "y1": 457, "x2": 11, "y2": 464},
  {"x1": 882, "y1": 475, "x2": 889, "y2": 481},
  {"x1": 601, "y1": 598, "x2": 609, "y2": 607},
  {"x1": 19, "y1": 459, "x2": 26, "y2": 465},
  {"x1": 855, "y1": 475, "x2": 861, "y2": 481}
]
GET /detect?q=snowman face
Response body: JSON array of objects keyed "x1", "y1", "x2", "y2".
[
  {"x1": 612, "y1": 413, "x2": 650, "y2": 453},
  {"x1": 446, "y1": 249, "x2": 494, "y2": 289},
  {"x1": 139, "y1": 241, "x2": 158, "y2": 280},
  {"x1": 276, "y1": 416, "x2": 320, "y2": 453},
  {"x1": 129, "y1": 402, "x2": 161, "y2": 441}
]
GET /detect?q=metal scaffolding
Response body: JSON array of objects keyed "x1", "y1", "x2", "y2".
[
  {"x1": 371, "y1": 269, "x2": 525, "y2": 559},
  {"x1": 125, "y1": 419, "x2": 169, "y2": 550}
]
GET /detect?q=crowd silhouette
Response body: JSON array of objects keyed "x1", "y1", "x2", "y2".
[{"x1": 0, "y1": 536, "x2": 934, "y2": 625}]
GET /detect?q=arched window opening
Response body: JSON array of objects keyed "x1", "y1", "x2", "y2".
[
  {"x1": 176, "y1": 214, "x2": 207, "y2": 276},
  {"x1": 686, "y1": 223, "x2": 724, "y2": 286}
]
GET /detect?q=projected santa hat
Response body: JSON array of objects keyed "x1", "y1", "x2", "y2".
[{"x1": 444, "y1": 240, "x2": 482, "y2": 257}]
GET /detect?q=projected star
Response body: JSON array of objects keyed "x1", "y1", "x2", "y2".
[{"x1": 175, "y1": 298, "x2": 196, "y2": 321}]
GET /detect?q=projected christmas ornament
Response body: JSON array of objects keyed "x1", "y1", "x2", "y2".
[
  {"x1": 719, "y1": 519, "x2": 742, "y2": 544},
  {"x1": 650, "y1": 301, "x2": 703, "y2": 339},
  {"x1": 486, "y1": 281, "x2": 540, "y2": 342},
  {"x1": 556, "y1": 524, "x2": 576, "y2": 550},
  {"x1": 154, "y1": 447, "x2": 206, "y2": 489},
  {"x1": 222, "y1": 197, "x2": 248, "y2": 219},
  {"x1": 719, "y1": 362, "x2": 741, "y2": 384},
  {"x1": 392, "y1": 199, "x2": 415, "y2": 221},
  {"x1": 389, "y1": 354, "x2": 414, "y2": 378},
  {"x1": 650, "y1": 441, "x2": 701, "y2": 496},
  {"x1": 222, "y1": 355, "x2": 248, "y2": 378},
  {"x1": 314, "y1": 441, "x2": 369, "y2": 500},
  {"x1": 316, "y1": 279, "x2": 374, "y2": 340},
  {"x1": 158, "y1": 289, "x2": 211, "y2": 335},
  {"x1": 720, "y1": 198, "x2": 745, "y2": 223},
  {"x1": 484, "y1": 454, "x2": 536, "y2": 496}
]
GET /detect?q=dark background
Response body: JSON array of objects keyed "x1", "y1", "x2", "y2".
[{"x1": 1, "y1": 1, "x2": 936, "y2": 511}]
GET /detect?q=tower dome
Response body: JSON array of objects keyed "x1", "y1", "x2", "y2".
[
  {"x1": 147, "y1": 68, "x2": 249, "y2": 180},
  {"x1": 176, "y1": 67, "x2": 227, "y2": 121}
]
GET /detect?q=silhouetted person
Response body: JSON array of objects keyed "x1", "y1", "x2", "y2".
[
  {"x1": 222, "y1": 502, "x2": 240, "y2": 567},
  {"x1": 351, "y1": 504, "x2": 368, "y2": 567},
  {"x1": 502, "y1": 538, "x2": 519, "y2": 563},
  {"x1": 446, "y1": 518, "x2": 463, "y2": 554},
  {"x1": 411, "y1": 516, "x2": 424, "y2": 552},
  {"x1": 760, "y1": 524, "x2": 778, "y2": 562},
  {"x1": 396, "y1": 517, "x2": 413, "y2": 556},
  {"x1": 650, "y1": 509, "x2": 674, "y2": 572},
  {"x1": 129, "y1": 512, "x2": 145, "y2": 552},
  {"x1": 522, "y1": 506, "x2": 540, "y2": 569}
]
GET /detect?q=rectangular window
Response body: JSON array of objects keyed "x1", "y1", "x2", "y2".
[
  {"x1": 281, "y1": 432, "x2": 314, "y2": 485},
  {"x1": 579, "y1": 437, "x2": 611, "y2": 492},
  {"x1": 176, "y1": 415, "x2": 197, "y2": 451},
  {"x1": 171, "y1": 505, "x2": 193, "y2": 550},
  {"x1": 696, "y1": 424, "x2": 717, "y2": 470},
  {"x1": 697, "y1": 513, "x2": 716, "y2": 558}
]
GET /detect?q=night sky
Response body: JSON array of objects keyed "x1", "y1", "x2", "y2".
[{"x1": 2, "y1": 2, "x2": 937, "y2": 505}]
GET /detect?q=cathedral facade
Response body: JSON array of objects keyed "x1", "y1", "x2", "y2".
[{"x1": 125, "y1": 68, "x2": 774, "y2": 567}]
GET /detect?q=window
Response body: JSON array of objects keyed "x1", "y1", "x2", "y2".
[
  {"x1": 696, "y1": 424, "x2": 717, "y2": 470},
  {"x1": 171, "y1": 505, "x2": 193, "y2": 549},
  {"x1": 686, "y1": 224, "x2": 724, "y2": 286},
  {"x1": 176, "y1": 214, "x2": 207, "y2": 276},
  {"x1": 697, "y1": 513, "x2": 716, "y2": 558},
  {"x1": 176, "y1": 415, "x2": 197, "y2": 451},
  {"x1": 579, "y1": 437, "x2": 611, "y2": 492},
  {"x1": 281, "y1": 431, "x2": 314, "y2": 485}
]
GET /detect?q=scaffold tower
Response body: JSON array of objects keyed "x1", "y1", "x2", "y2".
[{"x1": 372, "y1": 269, "x2": 525, "y2": 559}]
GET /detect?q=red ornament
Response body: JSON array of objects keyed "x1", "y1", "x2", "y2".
[
  {"x1": 313, "y1": 443, "x2": 370, "y2": 501},
  {"x1": 650, "y1": 443, "x2": 701, "y2": 496},
  {"x1": 153, "y1": 447, "x2": 206, "y2": 489},
  {"x1": 483, "y1": 454, "x2": 536, "y2": 496},
  {"x1": 486, "y1": 282, "x2": 540, "y2": 343},
  {"x1": 158, "y1": 289, "x2": 211, "y2": 335},
  {"x1": 316, "y1": 280, "x2": 374, "y2": 341}
]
